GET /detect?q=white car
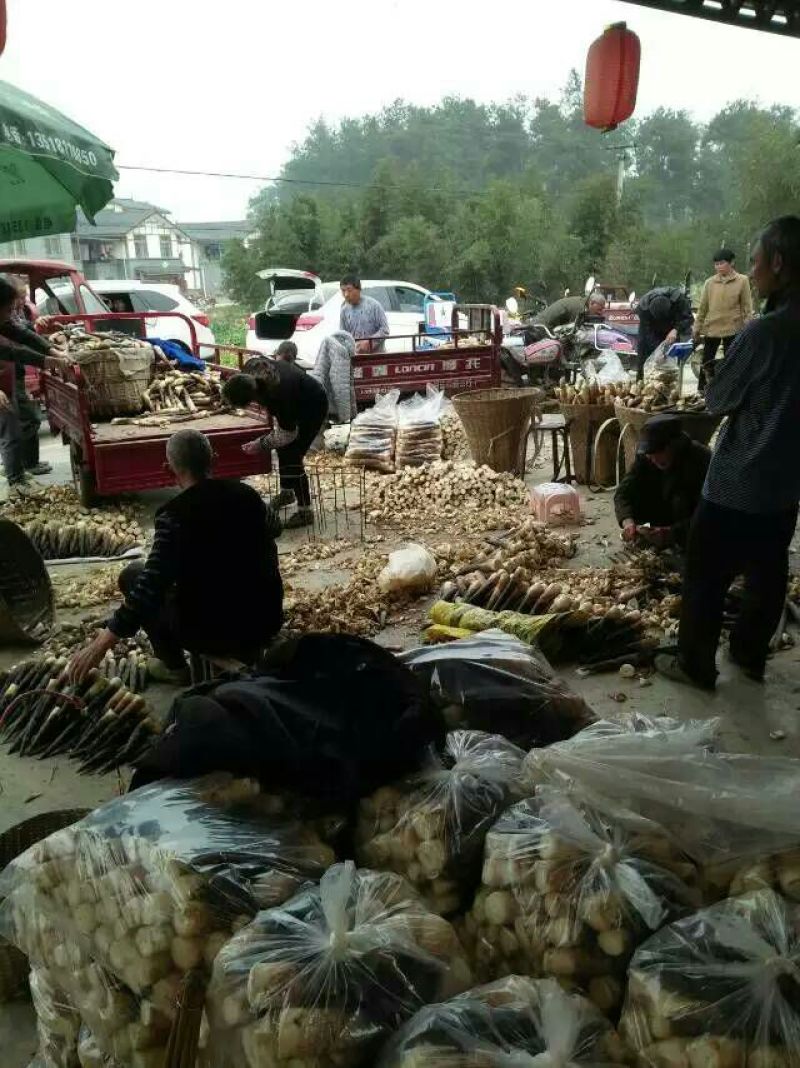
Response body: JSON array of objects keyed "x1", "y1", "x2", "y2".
[
  {"x1": 40, "y1": 280, "x2": 217, "y2": 357},
  {"x1": 245, "y1": 269, "x2": 432, "y2": 369}
]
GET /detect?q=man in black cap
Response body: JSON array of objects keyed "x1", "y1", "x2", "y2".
[
  {"x1": 614, "y1": 414, "x2": 711, "y2": 550},
  {"x1": 635, "y1": 286, "x2": 694, "y2": 381}
]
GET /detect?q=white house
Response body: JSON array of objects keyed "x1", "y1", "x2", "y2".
[{"x1": 0, "y1": 199, "x2": 248, "y2": 299}]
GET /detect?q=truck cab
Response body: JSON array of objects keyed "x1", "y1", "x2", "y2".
[
  {"x1": 596, "y1": 282, "x2": 638, "y2": 339},
  {"x1": 0, "y1": 259, "x2": 109, "y2": 397}
]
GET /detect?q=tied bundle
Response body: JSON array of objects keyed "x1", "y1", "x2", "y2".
[
  {"x1": 356, "y1": 731, "x2": 528, "y2": 916},
  {"x1": 621, "y1": 889, "x2": 800, "y2": 1068},
  {"x1": 205, "y1": 862, "x2": 472, "y2": 1068},
  {"x1": 460, "y1": 787, "x2": 700, "y2": 1016},
  {"x1": 379, "y1": 975, "x2": 630, "y2": 1068}
]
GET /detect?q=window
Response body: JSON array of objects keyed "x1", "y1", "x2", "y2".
[
  {"x1": 133, "y1": 290, "x2": 180, "y2": 312},
  {"x1": 363, "y1": 286, "x2": 393, "y2": 311},
  {"x1": 204, "y1": 242, "x2": 221, "y2": 261},
  {"x1": 80, "y1": 286, "x2": 110, "y2": 314},
  {"x1": 134, "y1": 235, "x2": 148, "y2": 259},
  {"x1": 160, "y1": 236, "x2": 173, "y2": 259},
  {"x1": 44, "y1": 236, "x2": 62, "y2": 257},
  {"x1": 393, "y1": 286, "x2": 426, "y2": 314}
]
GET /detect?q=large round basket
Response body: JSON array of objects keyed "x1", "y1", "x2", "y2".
[
  {"x1": 0, "y1": 808, "x2": 89, "y2": 1002},
  {"x1": 559, "y1": 402, "x2": 616, "y2": 485},
  {"x1": 74, "y1": 343, "x2": 153, "y2": 420},
  {"x1": 615, "y1": 404, "x2": 723, "y2": 471},
  {"x1": 452, "y1": 387, "x2": 541, "y2": 476},
  {"x1": 0, "y1": 520, "x2": 53, "y2": 644}
]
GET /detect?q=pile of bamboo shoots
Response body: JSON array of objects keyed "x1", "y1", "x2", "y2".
[
  {"x1": 4, "y1": 485, "x2": 144, "y2": 559},
  {"x1": 459, "y1": 789, "x2": 700, "y2": 1017},
  {"x1": 557, "y1": 378, "x2": 707, "y2": 414},
  {"x1": 440, "y1": 411, "x2": 471, "y2": 461},
  {"x1": 140, "y1": 366, "x2": 222, "y2": 415},
  {"x1": 0, "y1": 657, "x2": 158, "y2": 769},
  {"x1": 365, "y1": 462, "x2": 530, "y2": 535},
  {"x1": 53, "y1": 566, "x2": 124, "y2": 611}
]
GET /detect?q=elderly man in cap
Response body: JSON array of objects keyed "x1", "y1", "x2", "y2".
[{"x1": 614, "y1": 414, "x2": 711, "y2": 551}]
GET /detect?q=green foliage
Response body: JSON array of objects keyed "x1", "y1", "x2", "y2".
[{"x1": 222, "y1": 78, "x2": 800, "y2": 310}]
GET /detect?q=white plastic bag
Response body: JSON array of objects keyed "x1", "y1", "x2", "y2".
[
  {"x1": 592, "y1": 351, "x2": 629, "y2": 387},
  {"x1": 379, "y1": 543, "x2": 438, "y2": 594}
]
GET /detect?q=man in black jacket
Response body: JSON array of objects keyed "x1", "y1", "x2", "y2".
[
  {"x1": 636, "y1": 286, "x2": 694, "y2": 380},
  {"x1": 614, "y1": 415, "x2": 711, "y2": 550},
  {"x1": 223, "y1": 363, "x2": 328, "y2": 529},
  {"x1": 0, "y1": 276, "x2": 55, "y2": 496},
  {"x1": 68, "y1": 429, "x2": 284, "y2": 685}
]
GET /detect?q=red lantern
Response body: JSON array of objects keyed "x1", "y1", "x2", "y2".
[
  {"x1": 0, "y1": 1, "x2": 6, "y2": 56},
  {"x1": 584, "y1": 22, "x2": 640, "y2": 132}
]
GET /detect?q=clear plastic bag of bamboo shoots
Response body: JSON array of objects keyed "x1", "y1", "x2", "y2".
[
  {"x1": 621, "y1": 889, "x2": 800, "y2": 1068},
  {"x1": 461, "y1": 785, "x2": 700, "y2": 1014},
  {"x1": 378, "y1": 975, "x2": 631, "y2": 1068},
  {"x1": 396, "y1": 388, "x2": 446, "y2": 468},
  {"x1": 0, "y1": 775, "x2": 336, "y2": 997},
  {"x1": 402, "y1": 630, "x2": 594, "y2": 747},
  {"x1": 356, "y1": 730, "x2": 527, "y2": 915},
  {"x1": 29, "y1": 966, "x2": 82, "y2": 1068},
  {"x1": 345, "y1": 389, "x2": 399, "y2": 472},
  {"x1": 205, "y1": 861, "x2": 473, "y2": 1068}
]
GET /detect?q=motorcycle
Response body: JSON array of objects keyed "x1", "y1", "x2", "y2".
[{"x1": 503, "y1": 317, "x2": 636, "y2": 389}]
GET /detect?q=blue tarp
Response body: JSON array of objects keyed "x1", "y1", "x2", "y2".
[{"x1": 149, "y1": 337, "x2": 205, "y2": 371}]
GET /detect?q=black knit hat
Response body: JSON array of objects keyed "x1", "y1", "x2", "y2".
[{"x1": 640, "y1": 414, "x2": 683, "y2": 454}]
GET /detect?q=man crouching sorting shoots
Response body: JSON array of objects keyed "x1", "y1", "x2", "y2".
[
  {"x1": 223, "y1": 363, "x2": 328, "y2": 530},
  {"x1": 68, "y1": 429, "x2": 284, "y2": 686}
]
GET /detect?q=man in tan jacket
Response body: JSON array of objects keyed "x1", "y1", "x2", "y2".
[{"x1": 693, "y1": 248, "x2": 754, "y2": 390}]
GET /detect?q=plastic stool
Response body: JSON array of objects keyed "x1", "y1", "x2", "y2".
[{"x1": 530, "y1": 482, "x2": 582, "y2": 524}]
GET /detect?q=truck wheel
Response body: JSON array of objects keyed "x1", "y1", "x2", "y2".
[
  {"x1": 500, "y1": 347, "x2": 525, "y2": 388},
  {"x1": 70, "y1": 444, "x2": 97, "y2": 507}
]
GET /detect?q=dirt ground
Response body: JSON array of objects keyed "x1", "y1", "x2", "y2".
[{"x1": 2, "y1": 423, "x2": 800, "y2": 1062}]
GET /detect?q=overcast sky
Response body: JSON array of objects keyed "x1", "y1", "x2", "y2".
[{"x1": 3, "y1": 0, "x2": 799, "y2": 221}]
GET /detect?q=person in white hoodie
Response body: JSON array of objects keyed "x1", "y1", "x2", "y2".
[{"x1": 312, "y1": 329, "x2": 357, "y2": 424}]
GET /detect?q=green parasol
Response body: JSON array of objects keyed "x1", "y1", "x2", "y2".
[{"x1": 0, "y1": 78, "x2": 118, "y2": 243}]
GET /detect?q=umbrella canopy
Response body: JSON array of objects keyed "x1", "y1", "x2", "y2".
[{"x1": 0, "y1": 79, "x2": 118, "y2": 243}]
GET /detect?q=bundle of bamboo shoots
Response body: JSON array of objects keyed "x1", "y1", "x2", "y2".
[
  {"x1": 0, "y1": 659, "x2": 158, "y2": 769},
  {"x1": 459, "y1": 788, "x2": 700, "y2": 1016}
]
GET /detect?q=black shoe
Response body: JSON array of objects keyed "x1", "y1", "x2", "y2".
[
  {"x1": 727, "y1": 648, "x2": 765, "y2": 683},
  {"x1": 26, "y1": 462, "x2": 52, "y2": 476},
  {"x1": 283, "y1": 507, "x2": 314, "y2": 530},
  {"x1": 270, "y1": 489, "x2": 296, "y2": 509},
  {"x1": 654, "y1": 653, "x2": 716, "y2": 691}
]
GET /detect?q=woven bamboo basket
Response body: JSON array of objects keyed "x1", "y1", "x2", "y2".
[
  {"x1": 615, "y1": 404, "x2": 722, "y2": 471},
  {"x1": 453, "y1": 387, "x2": 541, "y2": 476},
  {"x1": 0, "y1": 520, "x2": 54, "y2": 644},
  {"x1": 559, "y1": 402, "x2": 615, "y2": 484},
  {"x1": 74, "y1": 343, "x2": 153, "y2": 420},
  {"x1": 0, "y1": 808, "x2": 90, "y2": 1002}
]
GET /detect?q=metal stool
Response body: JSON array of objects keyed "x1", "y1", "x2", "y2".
[
  {"x1": 188, "y1": 653, "x2": 248, "y2": 685},
  {"x1": 532, "y1": 413, "x2": 573, "y2": 483}
]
